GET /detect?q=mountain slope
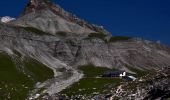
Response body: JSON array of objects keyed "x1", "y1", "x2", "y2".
[
  {"x1": 0, "y1": 23, "x2": 83, "y2": 99},
  {"x1": 54, "y1": 37, "x2": 170, "y2": 71},
  {"x1": 0, "y1": 52, "x2": 54, "y2": 99},
  {"x1": 0, "y1": 0, "x2": 170, "y2": 99}
]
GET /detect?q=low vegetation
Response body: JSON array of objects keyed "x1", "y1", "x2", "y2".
[
  {"x1": 0, "y1": 53, "x2": 54, "y2": 99},
  {"x1": 109, "y1": 36, "x2": 131, "y2": 42},
  {"x1": 61, "y1": 65, "x2": 122, "y2": 96},
  {"x1": 86, "y1": 33, "x2": 132, "y2": 43},
  {"x1": 0, "y1": 53, "x2": 34, "y2": 100},
  {"x1": 61, "y1": 65, "x2": 151, "y2": 97},
  {"x1": 23, "y1": 27, "x2": 51, "y2": 35},
  {"x1": 126, "y1": 65, "x2": 149, "y2": 77},
  {"x1": 24, "y1": 58, "x2": 54, "y2": 82},
  {"x1": 55, "y1": 31, "x2": 67, "y2": 37},
  {"x1": 79, "y1": 65, "x2": 117, "y2": 77},
  {"x1": 61, "y1": 78, "x2": 122, "y2": 96},
  {"x1": 44, "y1": 0, "x2": 50, "y2": 4},
  {"x1": 86, "y1": 33, "x2": 107, "y2": 42}
]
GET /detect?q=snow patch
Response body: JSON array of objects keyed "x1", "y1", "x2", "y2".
[
  {"x1": 1, "y1": 16, "x2": 15, "y2": 23},
  {"x1": 3, "y1": 47, "x2": 13, "y2": 55}
]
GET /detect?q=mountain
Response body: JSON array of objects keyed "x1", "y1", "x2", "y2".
[
  {"x1": 0, "y1": 0, "x2": 170, "y2": 99},
  {"x1": 12, "y1": 0, "x2": 110, "y2": 35}
]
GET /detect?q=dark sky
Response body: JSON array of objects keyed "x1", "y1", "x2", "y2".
[{"x1": 0, "y1": 0, "x2": 170, "y2": 45}]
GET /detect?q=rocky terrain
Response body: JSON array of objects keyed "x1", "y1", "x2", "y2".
[
  {"x1": 0, "y1": 0, "x2": 170, "y2": 99},
  {"x1": 93, "y1": 67, "x2": 170, "y2": 100}
]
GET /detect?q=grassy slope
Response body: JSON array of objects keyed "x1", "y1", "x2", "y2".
[
  {"x1": 24, "y1": 58, "x2": 54, "y2": 82},
  {"x1": 0, "y1": 53, "x2": 54, "y2": 99},
  {"x1": 126, "y1": 65, "x2": 149, "y2": 77},
  {"x1": 61, "y1": 65, "x2": 150, "y2": 96},
  {"x1": 61, "y1": 65, "x2": 122, "y2": 96},
  {"x1": 79, "y1": 65, "x2": 117, "y2": 77},
  {"x1": 61, "y1": 78, "x2": 121, "y2": 96},
  {"x1": 0, "y1": 53, "x2": 34, "y2": 100}
]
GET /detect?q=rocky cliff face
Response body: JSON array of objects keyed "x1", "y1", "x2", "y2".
[
  {"x1": 54, "y1": 37, "x2": 170, "y2": 72},
  {"x1": 0, "y1": 0, "x2": 170, "y2": 99}
]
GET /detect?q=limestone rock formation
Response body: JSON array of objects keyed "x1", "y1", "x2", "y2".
[
  {"x1": 54, "y1": 37, "x2": 170, "y2": 72},
  {"x1": 13, "y1": 0, "x2": 110, "y2": 35}
]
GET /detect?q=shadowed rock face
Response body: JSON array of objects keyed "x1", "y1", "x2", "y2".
[
  {"x1": 23, "y1": 0, "x2": 49, "y2": 14},
  {"x1": 54, "y1": 37, "x2": 170, "y2": 72}
]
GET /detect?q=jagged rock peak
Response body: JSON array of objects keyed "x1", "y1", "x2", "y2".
[
  {"x1": 20, "y1": 0, "x2": 111, "y2": 35},
  {"x1": 23, "y1": 0, "x2": 50, "y2": 14}
]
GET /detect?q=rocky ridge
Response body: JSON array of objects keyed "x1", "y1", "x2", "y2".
[{"x1": 13, "y1": 0, "x2": 110, "y2": 35}]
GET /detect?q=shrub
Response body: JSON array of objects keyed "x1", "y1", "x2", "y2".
[
  {"x1": 109, "y1": 36, "x2": 131, "y2": 42},
  {"x1": 44, "y1": 0, "x2": 50, "y2": 4},
  {"x1": 55, "y1": 31, "x2": 67, "y2": 37},
  {"x1": 87, "y1": 33, "x2": 107, "y2": 42}
]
